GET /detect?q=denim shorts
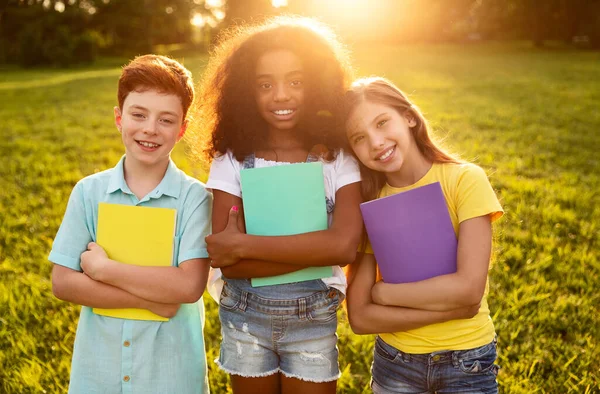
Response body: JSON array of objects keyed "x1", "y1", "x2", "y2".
[
  {"x1": 371, "y1": 336, "x2": 499, "y2": 394},
  {"x1": 216, "y1": 278, "x2": 342, "y2": 382}
]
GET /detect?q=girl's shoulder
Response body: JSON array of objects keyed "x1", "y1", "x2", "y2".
[
  {"x1": 437, "y1": 162, "x2": 488, "y2": 180},
  {"x1": 435, "y1": 162, "x2": 494, "y2": 192}
]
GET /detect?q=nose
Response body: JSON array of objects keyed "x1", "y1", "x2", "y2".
[
  {"x1": 143, "y1": 119, "x2": 158, "y2": 135},
  {"x1": 368, "y1": 133, "x2": 385, "y2": 150},
  {"x1": 273, "y1": 83, "x2": 291, "y2": 102}
]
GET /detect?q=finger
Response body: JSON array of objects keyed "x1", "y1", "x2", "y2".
[
  {"x1": 210, "y1": 259, "x2": 225, "y2": 268},
  {"x1": 87, "y1": 242, "x2": 96, "y2": 250},
  {"x1": 225, "y1": 206, "x2": 239, "y2": 231}
]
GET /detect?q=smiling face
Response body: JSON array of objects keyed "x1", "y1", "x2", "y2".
[
  {"x1": 254, "y1": 49, "x2": 305, "y2": 134},
  {"x1": 346, "y1": 100, "x2": 420, "y2": 176},
  {"x1": 114, "y1": 90, "x2": 186, "y2": 170}
]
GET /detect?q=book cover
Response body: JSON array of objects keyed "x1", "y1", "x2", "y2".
[
  {"x1": 360, "y1": 182, "x2": 457, "y2": 284},
  {"x1": 240, "y1": 162, "x2": 333, "y2": 287},
  {"x1": 93, "y1": 203, "x2": 177, "y2": 321}
]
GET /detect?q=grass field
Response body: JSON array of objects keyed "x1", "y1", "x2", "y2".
[{"x1": 0, "y1": 43, "x2": 598, "y2": 393}]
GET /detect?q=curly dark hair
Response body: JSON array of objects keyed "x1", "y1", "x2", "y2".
[{"x1": 187, "y1": 15, "x2": 354, "y2": 164}]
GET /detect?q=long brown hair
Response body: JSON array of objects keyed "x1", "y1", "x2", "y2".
[
  {"x1": 187, "y1": 16, "x2": 354, "y2": 166},
  {"x1": 343, "y1": 77, "x2": 461, "y2": 202}
]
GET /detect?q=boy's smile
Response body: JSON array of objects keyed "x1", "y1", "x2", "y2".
[{"x1": 114, "y1": 90, "x2": 186, "y2": 170}]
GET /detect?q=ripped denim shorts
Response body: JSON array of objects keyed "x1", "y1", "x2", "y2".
[{"x1": 216, "y1": 278, "x2": 341, "y2": 382}]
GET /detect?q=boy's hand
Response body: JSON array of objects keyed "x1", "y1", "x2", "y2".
[
  {"x1": 81, "y1": 242, "x2": 111, "y2": 281},
  {"x1": 206, "y1": 206, "x2": 244, "y2": 268},
  {"x1": 146, "y1": 302, "x2": 181, "y2": 319}
]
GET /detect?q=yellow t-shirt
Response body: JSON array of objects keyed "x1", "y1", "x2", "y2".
[{"x1": 369, "y1": 162, "x2": 503, "y2": 354}]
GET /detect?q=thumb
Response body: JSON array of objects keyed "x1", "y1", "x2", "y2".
[
  {"x1": 225, "y1": 206, "x2": 239, "y2": 231},
  {"x1": 87, "y1": 242, "x2": 98, "y2": 250}
]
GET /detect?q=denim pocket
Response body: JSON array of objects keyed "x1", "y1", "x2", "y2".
[
  {"x1": 219, "y1": 284, "x2": 240, "y2": 311},
  {"x1": 374, "y1": 338, "x2": 399, "y2": 363},
  {"x1": 457, "y1": 341, "x2": 498, "y2": 375},
  {"x1": 307, "y1": 291, "x2": 339, "y2": 323}
]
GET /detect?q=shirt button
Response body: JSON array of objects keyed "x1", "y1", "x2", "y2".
[
  {"x1": 432, "y1": 355, "x2": 441, "y2": 362},
  {"x1": 123, "y1": 376, "x2": 130, "y2": 382},
  {"x1": 123, "y1": 341, "x2": 130, "y2": 347}
]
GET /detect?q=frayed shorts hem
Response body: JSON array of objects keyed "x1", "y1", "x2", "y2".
[
  {"x1": 280, "y1": 369, "x2": 341, "y2": 383},
  {"x1": 214, "y1": 360, "x2": 280, "y2": 378},
  {"x1": 215, "y1": 360, "x2": 341, "y2": 383}
]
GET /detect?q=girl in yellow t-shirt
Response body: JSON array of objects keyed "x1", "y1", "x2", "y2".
[{"x1": 344, "y1": 77, "x2": 504, "y2": 394}]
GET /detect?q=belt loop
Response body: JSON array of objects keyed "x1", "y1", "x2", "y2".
[
  {"x1": 239, "y1": 290, "x2": 249, "y2": 311},
  {"x1": 298, "y1": 297, "x2": 308, "y2": 320}
]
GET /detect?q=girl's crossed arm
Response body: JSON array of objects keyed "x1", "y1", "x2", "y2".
[
  {"x1": 371, "y1": 215, "x2": 492, "y2": 311},
  {"x1": 207, "y1": 183, "x2": 363, "y2": 278},
  {"x1": 346, "y1": 252, "x2": 479, "y2": 335}
]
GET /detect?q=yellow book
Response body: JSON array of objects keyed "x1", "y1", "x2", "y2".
[{"x1": 93, "y1": 203, "x2": 177, "y2": 322}]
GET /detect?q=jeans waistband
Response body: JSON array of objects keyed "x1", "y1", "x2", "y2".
[{"x1": 223, "y1": 280, "x2": 339, "y2": 316}]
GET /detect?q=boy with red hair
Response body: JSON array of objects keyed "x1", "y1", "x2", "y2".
[{"x1": 50, "y1": 55, "x2": 211, "y2": 394}]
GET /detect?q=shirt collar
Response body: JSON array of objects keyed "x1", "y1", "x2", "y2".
[{"x1": 106, "y1": 155, "x2": 181, "y2": 199}]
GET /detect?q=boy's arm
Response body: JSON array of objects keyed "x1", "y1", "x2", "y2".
[
  {"x1": 81, "y1": 183, "x2": 213, "y2": 303},
  {"x1": 52, "y1": 265, "x2": 179, "y2": 318},
  {"x1": 370, "y1": 216, "x2": 492, "y2": 311},
  {"x1": 48, "y1": 182, "x2": 177, "y2": 313},
  {"x1": 208, "y1": 183, "x2": 363, "y2": 269},
  {"x1": 81, "y1": 245, "x2": 209, "y2": 304},
  {"x1": 346, "y1": 253, "x2": 479, "y2": 335}
]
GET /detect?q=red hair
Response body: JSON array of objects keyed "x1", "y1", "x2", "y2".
[{"x1": 117, "y1": 54, "x2": 194, "y2": 120}]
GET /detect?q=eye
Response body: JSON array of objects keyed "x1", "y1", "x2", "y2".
[
  {"x1": 353, "y1": 135, "x2": 365, "y2": 144},
  {"x1": 258, "y1": 82, "x2": 272, "y2": 90},
  {"x1": 290, "y1": 80, "x2": 303, "y2": 87},
  {"x1": 160, "y1": 118, "x2": 175, "y2": 125},
  {"x1": 377, "y1": 119, "x2": 388, "y2": 128},
  {"x1": 132, "y1": 113, "x2": 145, "y2": 119}
]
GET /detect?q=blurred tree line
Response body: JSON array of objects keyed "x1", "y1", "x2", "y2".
[{"x1": 1, "y1": 0, "x2": 599, "y2": 68}]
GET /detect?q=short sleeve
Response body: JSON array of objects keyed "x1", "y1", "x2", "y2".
[
  {"x1": 455, "y1": 164, "x2": 503, "y2": 224},
  {"x1": 177, "y1": 182, "x2": 212, "y2": 264},
  {"x1": 48, "y1": 182, "x2": 93, "y2": 271},
  {"x1": 334, "y1": 150, "x2": 361, "y2": 192},
  {"x1": 206, "y1": 151, "x2": 242, "y2": 197}
]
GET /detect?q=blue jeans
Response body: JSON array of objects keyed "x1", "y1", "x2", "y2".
[
  {"x1": 216, "y1": 278, "x2": 341, "y2": 382},
  {"x1": 371, "y1": 336, "x2": 499, "y2": 394}
]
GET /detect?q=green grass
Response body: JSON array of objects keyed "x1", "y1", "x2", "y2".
[{"x1": 1, "y1": 43, "x2": 598, "y2": 393}]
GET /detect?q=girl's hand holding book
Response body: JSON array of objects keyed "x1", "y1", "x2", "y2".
[{"x1": 206, "y1": 206, "x2": 244, "y2": 268}]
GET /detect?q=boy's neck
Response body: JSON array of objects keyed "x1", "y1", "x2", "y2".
[{"x1": 123, "y1": 157, "x2": 170, "y2": 200}]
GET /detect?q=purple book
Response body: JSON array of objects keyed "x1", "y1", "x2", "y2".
[{"x1": 359, "y1": 182, "x2": 457, "y2": 284}]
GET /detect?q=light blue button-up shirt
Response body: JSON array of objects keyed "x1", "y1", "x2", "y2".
[{"x1": 49, "y1": 156, "x2": 211, "y2": 394}]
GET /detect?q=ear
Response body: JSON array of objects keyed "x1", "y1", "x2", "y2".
[
  {"x1": 406, "y1": 114, "x2": 417, "y2": 128},
  {"x1": 177, "y1": 120, "x2": 188, "y2": 141},
  {"x1": 114, "y1": 106, "x2": 123, "y2": 132}
]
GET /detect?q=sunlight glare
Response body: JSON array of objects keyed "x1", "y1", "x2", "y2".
[
  {"x1": 191, "y1": 13, "x2": 205, "y2": 27},
  {"x1": 272, "y1": 0, "x2": 288, "y2": 8},
  {"x1": 205, "y1": 0, "x2": 224, "y2": 8}
]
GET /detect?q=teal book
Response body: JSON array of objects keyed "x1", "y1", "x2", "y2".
[{"x1": 240, "y1": 162, "x2": 333, "y2": 287}]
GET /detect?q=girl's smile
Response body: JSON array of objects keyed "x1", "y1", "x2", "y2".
[
  {"x1": 375, "y1": 145, "x2": 396, "y2": 162},
  {"x1": 255, "y1": 49, "x2": 305, "y2": 133}
]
